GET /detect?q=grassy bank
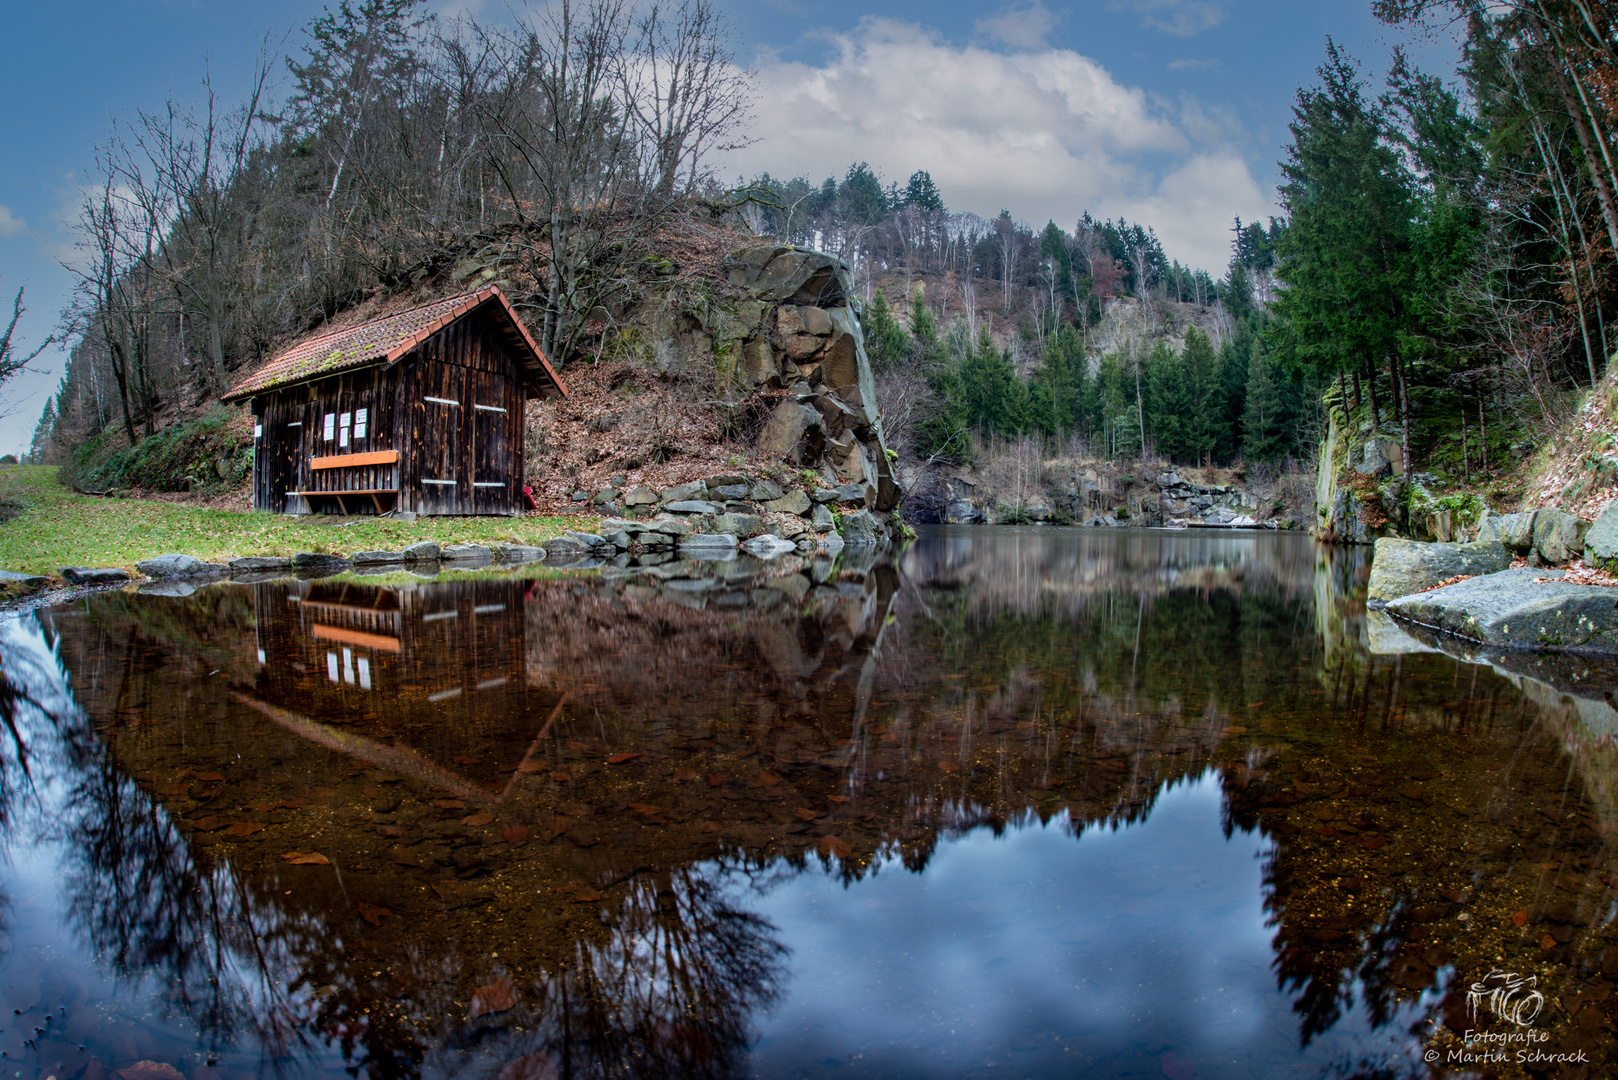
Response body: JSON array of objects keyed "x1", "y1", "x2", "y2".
[{"x1": 0, "y1": 466, "x2": 593, "y2": 577}]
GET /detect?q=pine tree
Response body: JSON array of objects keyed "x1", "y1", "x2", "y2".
[
  {"x1": 1180, "y1": 326, "x2": 1224, "y2": 463},
  {"x1": 1145, "y1": 341, "x2": 1186, "y2": 459},
  {"x1": 1038, "y1": 326, "x2": 1084, "y2": 435}
]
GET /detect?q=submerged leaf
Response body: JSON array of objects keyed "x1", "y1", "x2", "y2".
[
  {"x1": 503, "y1": 824, "x2": 531, "y2": 844},
  {"x1": 1512, "y1": 910, "x2": 1528, "y2": 928},
  {"x1": 222, "y1": 822, "x2": 265, "y2": 838},
  {"x1": 794, "y1": 807, "x2": 818, "y2": 821},
  {"x1": 470, "y1": 975, "x2": 518, "y2": 1019},
  {"x1": 498, "y1": 1052, "x2": 560, "y2": 1080},
  {"x1": 818, "y1": 835, "x2": 852, "y2": 859},
  {"x1": 671, "y1": 767, "x2": 699, "y2": 782},
  {"x1": 462, "y1": 812, "x2": 497, "y2": 827},
  {"x1": 606, "y1": 752, "x2": 644, "y2": 764},
  {"x1": 281, "y1": 852, "x2": 331, "y2": 866},
  {"x1": 433, "y1": 799, "x2": 467, "y2": 810},
  {"x1": 548, "y1": 771, "x2": 572, "y2": 783},
  {"x1": 452, "y1": 755, "x2": 480, "y2": 765},
  {"x1": 357, "y1": 900, "x2": 394, "y2": 927}
]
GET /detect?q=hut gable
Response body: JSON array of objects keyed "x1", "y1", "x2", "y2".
[{"x1": 227, "y1": 286, "x2": 567, "y2": 517}]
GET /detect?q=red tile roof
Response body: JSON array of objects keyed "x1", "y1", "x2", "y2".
[{"x1": 222, "y1": 286, "x2": 567, "y2": 401}]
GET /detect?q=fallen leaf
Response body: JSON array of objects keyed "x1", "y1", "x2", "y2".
[
  {"x1": 706, "y1": 773, "x2": 730, "y2": 787},
  {"x1": 222, "y1": 822, "x2": 265, "y2": 838},
  {"x1": 515, "y1": 761, "x2": 547, "y2": 774},
  {"x1": 700, "y1": 820, "x2": 722, "y2": 832},
  {"x1": 794, "y1": 807, "x2": 818, "y2": 821},
  {"x1": 281, "y1": 852, "x2": 331, "y2": 866},
  {"x1": 470, "y1": 976, "x2": 518, "y2": 1019},
  {"x1": 755, "y1": 772, "x2": 781, "y2": 788},
  {"x1": 550, "y1": 816, "x2": 573, "y2": 836},
  {"x1": 191, "y1": 816, "x2": 229, "y2": 831},
  {"x1": 567, "y1": 887, "x2": 601, "y2": 903},
  {"x1": 1512, "y1": 910, "x2": 1529, "y2": 928},
  {"x1": 195, "y1": 772, "x2": 225, "y2": 782},
  {"x1": 1440, "y1": 888, "x2": 1469, "y2": 904},
  {"x1": 452, "y1": 755, "x2": 480, "y2": 765},
  {"x1": 357, "y1": 900, "x2": 394, "y2": 927},
  {"x1": 503, "y1": 824, "x2": 530, "y2": 844},
  {"x1": 462, "y1": 812, "x2": 496, "y2": 827},
  {"x1": 1361, "y1": 837, "x2": 1387, "y2": 851},
  {"x1": 548, "y1": 771, "x2": 572, "y2": 783},
  {"x1": 626, "y1": 803, "x2": 662, "y2": 815},
  {"x1": 672, "y1": 768, "x2": 699, "y2": 782},
  {"x1": 1222, "y1": 726, "x2": 1249, "y2": 736},
  {"x1": 156, "y1": 783, "x2": 191, "y2": 797},
  {"x1": 827, "y1": 795, "x2": 851, "y2": 803},
  {"x1": 818, "y1": 835, "x2": 852, "y2": 859},
  {"x1": 433, "y1": 799, "x2": 467, "y2": 810},
  {"x1": 606, "y1": 752, "x2": 644, "y2": 764},
  {"x1": 1398, "y1": 786, "x2": 1426, "y2": 801},
  {"x1": 1540, "y1": 933, "x2": 1558, "y2": 950}
]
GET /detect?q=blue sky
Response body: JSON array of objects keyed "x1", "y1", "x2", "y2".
[{"x1": 0, "y1": 0, "x2": 1457, "y2": 455}]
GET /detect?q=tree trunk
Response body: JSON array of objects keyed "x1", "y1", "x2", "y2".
[
  {"x1": 1366, "y1": 360, "x2": 1381, "y2": 427},
  {"x1": 1397, "y1": 353, "x2": 1413, "y2": 530}
]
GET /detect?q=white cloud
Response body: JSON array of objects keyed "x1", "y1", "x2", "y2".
[
  {"x1": 1108, "y1": 0, "x2": 1226, "y2": 38},
  {"x1": 0, "y1": 206, "x2": 24, "y2": 238},
  {"x1": 727, "y1": 17, "x2": 1270, "y2": 273},
  {"x1": 974, "y1": 1, "x2": 1062, "y2": 50}
]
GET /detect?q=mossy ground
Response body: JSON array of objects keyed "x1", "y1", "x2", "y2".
[{"x1": 0, "y1": 466, "x2": 594, "y2": 577}]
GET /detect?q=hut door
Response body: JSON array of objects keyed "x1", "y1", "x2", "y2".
[
  {"x1": 470, "y1": 371, "x2": 511, "y2": 514},
  {"x1": 419, "y1": 365, "x2": 466, "y2": 514}
]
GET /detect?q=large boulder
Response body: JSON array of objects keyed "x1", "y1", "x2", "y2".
[
  {"x1": 839, "y1": 509, "x2": 882, "y2": 545},
  {"x1": 1365, "y1": 538, "x2": 1513, "y2": 603},
  {"x1": 137, "y1": 553, "x2": 228, "y2": 579},
  {"x1": 722, "y1": 245, "x2": 850, "y2": 306},
  {"x1": 1498, "y1": 512, "x2": 1537, "y2": 554},
  {"x1": 1584, "y1": 500, "x2": 1618, "y2": 569},
  {"x1": 1386, "y1": 567, "x2": 1618, "y2": 654},
  {"x1": 756, "y1": 400, "x2": 824, "y2": 462},
  {"x1": 1532, "y1": 507, "x2": 1590, "y2": 564}
]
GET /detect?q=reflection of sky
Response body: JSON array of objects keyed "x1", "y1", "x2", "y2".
[{"x1": 743, "y1": 772, "x2": 1427, "y2": 1080}]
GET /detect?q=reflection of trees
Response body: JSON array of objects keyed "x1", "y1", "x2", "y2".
[{"x1": 426, "y1": 867, "x2": 788, "y2": 1080}]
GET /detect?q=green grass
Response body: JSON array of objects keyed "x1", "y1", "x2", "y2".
[{"x1": 0, "y1": 466, "x2": 595, "y2": 577}]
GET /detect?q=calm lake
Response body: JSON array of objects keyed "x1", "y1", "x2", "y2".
[{"x1": 0, "y1": 526, "x2": 1613, "y2": 1079}]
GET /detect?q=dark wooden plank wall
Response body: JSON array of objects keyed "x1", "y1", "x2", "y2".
[
  {"x1": 399, "y1": 308, "x2": 523, "y2": 516},
  {"x1": 253, "y1": 368, "x2": 399, "y2": 512}
]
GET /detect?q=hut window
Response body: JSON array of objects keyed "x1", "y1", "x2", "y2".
[
  {"x1": 326, "y1": 651, "x2": 339, "y2": 682},
  {"x1": 338, "y1": 412, "x2": 351, "y2": 447},
  {"x1": 422, "y1": 478, "x2": 456, "y2": 486},
  {"x1": 254, "y1": 424, "x2": 263, "y2": 438},
  {"x1": 354, "y1": 408, "x2": 368, "y2": 440},
  {"x1": 474, "y1": 404, "x2": 507, "y2": 414},
  {"x1": 424, "y1": 396, "x2": 460, "y2": 407},
  {"x1": 473, "y1": 482, "x2": 503, "y2": 488},
  {"x1": 322, "y1": 413, "x2": 336, "y2": 441},
  {"x1": 357, "y1": 656, "x2": 372, "y2": 691},
  {"x1": 287, "y1": 421, "x2": 302, "y2": 428}
]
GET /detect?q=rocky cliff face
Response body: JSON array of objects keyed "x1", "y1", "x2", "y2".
[{"x1": 619, "y1": 244, "x2": 904, "y2": 542}]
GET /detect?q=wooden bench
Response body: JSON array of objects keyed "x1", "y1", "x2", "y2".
[
  {"x1": 300, "y1": 450, "x2": 401, "y2": 514},
  {"x1": 295, "y1": 489, "x2": 400, "y2": 514}
]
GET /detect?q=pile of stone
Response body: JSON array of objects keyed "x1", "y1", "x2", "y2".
[
  {"x1": 546, "y1": 471, "x2": 882, "y2": 565},
  {"x1": 1153, "y1": 472, "x2": 1267, "y2": 528}
]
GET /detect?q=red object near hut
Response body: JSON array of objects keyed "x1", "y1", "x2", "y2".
[{"x1": 222, "y1": 286, "x2": 566, "y2": 517}]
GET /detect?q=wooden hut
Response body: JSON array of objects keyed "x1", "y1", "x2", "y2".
[{"x1": 222, "y1": 286, "x2": 566, "y2": 516}]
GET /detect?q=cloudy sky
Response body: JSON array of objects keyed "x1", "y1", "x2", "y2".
[{"x1": 0, "y1": 0, "x2": 1454, "y2": 455}]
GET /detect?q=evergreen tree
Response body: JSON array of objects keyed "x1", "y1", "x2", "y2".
[
  {"x1": 1180, "y1": 326, "x2": 1224, "y2": 463},
  {"x1": 1038, "y1": 325, "x2": 1084, "y2": 436},
  {"x1": 1242, "y1": 344, "x2": 1291, "y2": 462},
  {"x1": 1145, "y1": 341, "x2": 1186, "y2": 459},
  {"x1": 863, "y1": 290, "x2": 909, "y2": 371}
]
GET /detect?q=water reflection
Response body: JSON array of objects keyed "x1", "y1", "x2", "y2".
[{"x1": 0, "y1": 528, "x2": 1612, "y2": 1078}]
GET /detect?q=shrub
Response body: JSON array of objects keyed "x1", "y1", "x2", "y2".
[{"x1": 62, "y1": 409, "x2": 251, "y2": 494}]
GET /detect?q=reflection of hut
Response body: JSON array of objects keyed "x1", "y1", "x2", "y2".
[
  {"x1": 223, "y1": 287, "x2": 567, "y2": 516},
  {"x1": 246, "y1": 579, "x2": 552, "y2": 795}
]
